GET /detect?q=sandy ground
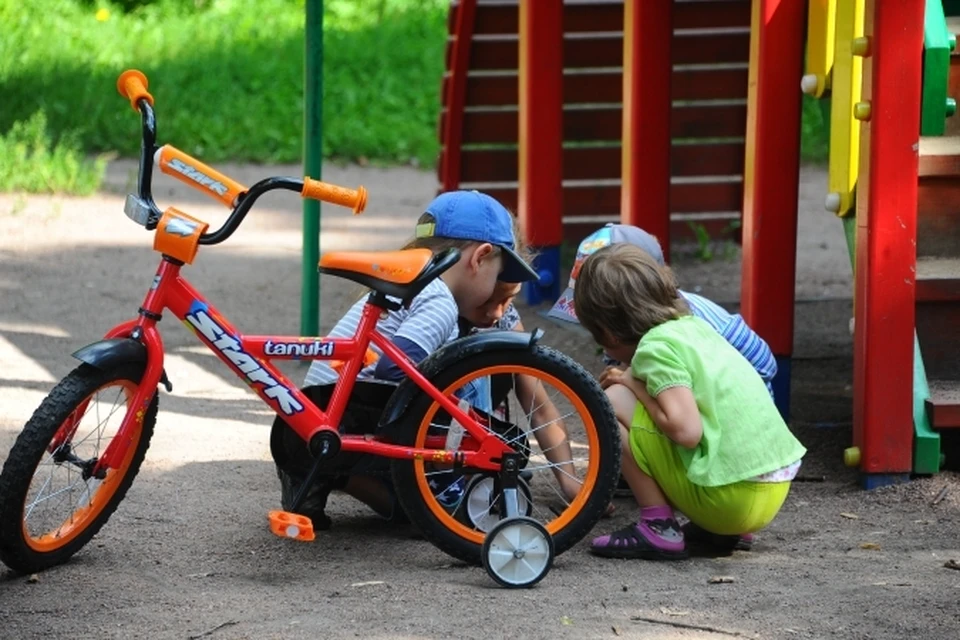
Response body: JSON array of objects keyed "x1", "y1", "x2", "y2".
[{"x1": 0, "y1": 161, "x2": 958, "y2": 640}]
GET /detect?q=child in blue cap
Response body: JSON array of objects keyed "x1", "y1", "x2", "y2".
[{"x1": 270, "y1": 190, "x2": 540, "y2": 529}]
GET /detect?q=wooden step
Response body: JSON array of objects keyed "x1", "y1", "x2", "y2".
[
  {"x1": 926, "y1": 379, "x2": 960, "y2": 429},
  {"x1": 916, "y1": 256, "x2": 960, "y2": 301},
  {"x1": 919, "y1": 136, "x2": 960, "y2": 176},
  {"x1": 916, "y1": 258, "x2": 960, "y2": 380},
  {"x1": 917, "y1": 148, "x2": 960, "y2": 257}
]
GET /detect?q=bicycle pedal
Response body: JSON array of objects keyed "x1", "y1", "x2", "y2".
[{"x1": 268, "y1": 510, "x2": 315, "y2": 542}]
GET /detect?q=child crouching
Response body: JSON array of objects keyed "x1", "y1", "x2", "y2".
[{"x1": 574, "y1": 244, "x2": 806, "y2": 559}]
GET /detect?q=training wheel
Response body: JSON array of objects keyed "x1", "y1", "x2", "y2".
[
  {"x1": 464, "y1": 475, "x2": 533, "y2": 533},
  {"x1": 482, "y1": 516, "x2": 554, "y2": 589}
]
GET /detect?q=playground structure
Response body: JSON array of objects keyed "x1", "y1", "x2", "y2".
[{"x1": 438, "y1": 0, "x2": 960, "y2": 487}]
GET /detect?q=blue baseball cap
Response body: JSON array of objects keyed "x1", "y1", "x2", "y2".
[
  {"x1": 548, "y1": 224, "x2": 664, "y2": 324},
  {"x1": 419, "y1": 190, "x2": 539, "y2": 283}
]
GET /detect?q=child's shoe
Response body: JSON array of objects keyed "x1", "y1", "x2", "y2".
[
  {"x1": 278, "y1": 468, "x2": 334, "y2": 531},
  {"x1": 590, "y1": 517, "x2": 688, "y2": 560},
  {"x1": 681, "y1": 521, "x2": 754, "y2": 553}
]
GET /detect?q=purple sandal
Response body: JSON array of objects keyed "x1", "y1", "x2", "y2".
[{"x1": 590, "y1": 520, "x2": 688, "y2": 560}]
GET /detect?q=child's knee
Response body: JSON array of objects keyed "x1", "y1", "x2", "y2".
[{"x1": 605, "y1": 383, "x2": 639, "y2": 427}]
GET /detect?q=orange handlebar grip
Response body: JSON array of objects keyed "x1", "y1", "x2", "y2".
[
  {"x1": 301, "y1": 178, "x2": 367, "y2": 214},
  {"x1": 156, "y1": 145, "x2": 247, "y2": 208},
  {"x1": 116, "y1": 69, "x2": 155, "y2": 112}
]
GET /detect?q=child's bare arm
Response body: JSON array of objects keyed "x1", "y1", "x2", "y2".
[
  {"x1": 639, "y1": 385, "x2": 702, "y2": 449},
  {"x1": 608, "y1": 371, "x2": 702, "y2": 449}
]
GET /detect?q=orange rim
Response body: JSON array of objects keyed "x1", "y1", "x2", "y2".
[
  {"x1": 413, "y1": 365, "x2": 600, "y2": 545},
  {"x1": 23, "y1": 380, "x2": 142, "y2": 552}
]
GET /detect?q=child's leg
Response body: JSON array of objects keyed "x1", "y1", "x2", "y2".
[
  {"x1": 589, "y1": 384, "x2": 686, "y2": 560},
  {"x1": 341, "y1": 475, "x2": 406, "y2": 522},
  {"x1": 512, "y1": 373, "x2": 584, "y2": 502}
]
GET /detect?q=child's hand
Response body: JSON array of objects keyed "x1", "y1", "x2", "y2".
[{"x1": 598, "y1": 366, "x2": 625, "y2": 389}]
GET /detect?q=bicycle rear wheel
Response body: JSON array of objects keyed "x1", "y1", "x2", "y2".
[{"x1": 390, "y1": 345, "x2": 620, "y2": 565}]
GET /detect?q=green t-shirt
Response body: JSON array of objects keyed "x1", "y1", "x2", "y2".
[{"x1": 631, "y1": 316, "x2": 806, "y2": 487}]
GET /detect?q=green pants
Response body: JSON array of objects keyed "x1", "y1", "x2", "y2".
[{"x1": 629, "y1": 404, "x2": 791, "y2": 536}]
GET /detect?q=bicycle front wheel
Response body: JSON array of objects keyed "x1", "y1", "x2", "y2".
[
  {"x1": 391, "y1": 345, "x2": 620, "y2": 565},
  {"x1": 0, "y1": 363, "x2": 157, "y2": 574}
]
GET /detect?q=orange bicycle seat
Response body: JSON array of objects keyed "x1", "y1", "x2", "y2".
[{"x1": 320, "y1": 248, "x2": 433, "y2": 285}]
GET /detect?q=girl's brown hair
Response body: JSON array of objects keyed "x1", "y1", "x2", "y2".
[{"x1": 573, "y1": 243, "x2": 689, "y2": 346}]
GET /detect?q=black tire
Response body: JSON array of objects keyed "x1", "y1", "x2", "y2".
[
  {"x1": 390, "y1": 346, "x2": 620, "y2": 566},
  {"x1": 0, "y1": 363, "x2": 157, "y2": 574}
]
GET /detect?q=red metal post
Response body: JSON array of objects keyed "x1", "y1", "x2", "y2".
[
  {"x1": 740, "y1": 0, "x2": 806, "y2": 418},
  {"x1": 621, "y1": 0, "x2": 672, "y2": 262},
  {"x1": 852, "y1": 0, "x2": 923, "y2": 481},
  {"x1": 439, "y1": 0, "x2": 477, "y2": 191},
  {"x1": 519, "y1": 0, "x2": 563, "y2": 304}
]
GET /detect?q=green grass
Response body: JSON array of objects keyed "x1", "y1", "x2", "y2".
[
  {"x1": 0, "y1": 111, "x2": 108, "y2": 194},
  {"x1": 800, "y1": 94, "x2": 831, "y2": 164},
  {"x1": 0, "y1": 0, "x2": 448, "y2": 169},
  {"x1": 1, "y1": 0, "x2": 830, "y2": 196}
]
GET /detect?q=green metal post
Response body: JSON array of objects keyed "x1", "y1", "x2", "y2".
[
  {"x1": 301, "y1": 0, "x2": 323, "y2": 337},
  {"x1": 921, "y1": 0, "x2": 955, "y2": 135}
]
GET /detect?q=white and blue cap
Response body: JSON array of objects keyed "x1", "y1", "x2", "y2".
[
  {"x1": 418, "y1": 190, "x2": 539, "y2": 283},
  {"x1": 547, "y1": 224, "x2": 665, "y2": 324}
]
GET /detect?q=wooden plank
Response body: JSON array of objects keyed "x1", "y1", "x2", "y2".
[
  {"x1": 439, "y1": 0, "x2": 478, "y2": 190},
  {"x1": 918, "y1": 136, "x2": 960, "y2": 176},
  {"x1": 456, "y1": 31, "x2": 750, "y2": 71},
  {"x1": 456, "y1": 1, "x2": 751, "y2": 35},
  {"x1": 917, "y1": 302, "x2": 960, "y2": 380},
  {"x1": 917, "y1": 176, "x2": 960, "y2": 259},
  {"x1": 925, "y1": 379, "x2": 960, "y2": 429},
  {"x1": 915, "y1": 257, "x2": 960, "y2": 302},
  {"x1": 444, "y1": 66, "x2": 749, "y2": 107},
  {"x1": 441, "y1": 102, "x2": 747, "y2": 144},
  {"x1": 481, "y1": 181, "x2": 743, "y2": 216},
  {"x1": 455, "y1": 143, "x2": 744, "y2": 182},
  {"x1": 852, "y1": 0, "x2": 926, "y2": 473}
]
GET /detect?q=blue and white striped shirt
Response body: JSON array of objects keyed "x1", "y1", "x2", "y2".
[
  {"x1": 681, "y1": 291, "x2": 777, "y2": 396},
  {"x1": 304, "y1": 278, "x2": 460, "y2": 387}
]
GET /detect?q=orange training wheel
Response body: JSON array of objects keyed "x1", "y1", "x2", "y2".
[{"x1": 116, "y1": 69, "x2": 155, "y2": 112}]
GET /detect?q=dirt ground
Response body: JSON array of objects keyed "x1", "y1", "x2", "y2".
[{"x1": 0, "y1": 161, "x2": 958, "y2": 640}]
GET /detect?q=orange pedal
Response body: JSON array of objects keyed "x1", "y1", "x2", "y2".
[{"x1": 268, "y1": 510, "x2": 315, "y2": 542}]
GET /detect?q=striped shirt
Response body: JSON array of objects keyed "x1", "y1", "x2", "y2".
[
  {"x1": 681, "y1": 292, "x2": 778, "y2": 396},
  {"x1": 304, "y1": 278, "x2": 460, "y2": 387}
]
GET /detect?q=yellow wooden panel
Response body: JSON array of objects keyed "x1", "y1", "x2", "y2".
[
  {"x1": 826, "y1": 0, "x2": 865, "y2": 218},
  {"x1": 802, "y1": 0, "x2": 837, "y2": 97}
]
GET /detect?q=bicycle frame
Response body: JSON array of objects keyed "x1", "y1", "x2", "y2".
[
  {"x1": 87, "y1": 69, "x2": 514, "y2": 480},
  {"x1": 92, "y1": 256, "x2": 513, "y2": 476}
]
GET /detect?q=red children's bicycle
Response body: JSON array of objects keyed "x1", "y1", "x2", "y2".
[{"x1": 0, "y1": 71, "x2": 621, "y2": 588}]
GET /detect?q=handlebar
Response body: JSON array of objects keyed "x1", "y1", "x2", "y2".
[{"x1": 116, "y1": 69, "x2": 367, "y2": 245}]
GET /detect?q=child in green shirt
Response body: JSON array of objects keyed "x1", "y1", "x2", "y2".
[{"x1": 573, "y1": 243, "x2": 806, "y2": 559}]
